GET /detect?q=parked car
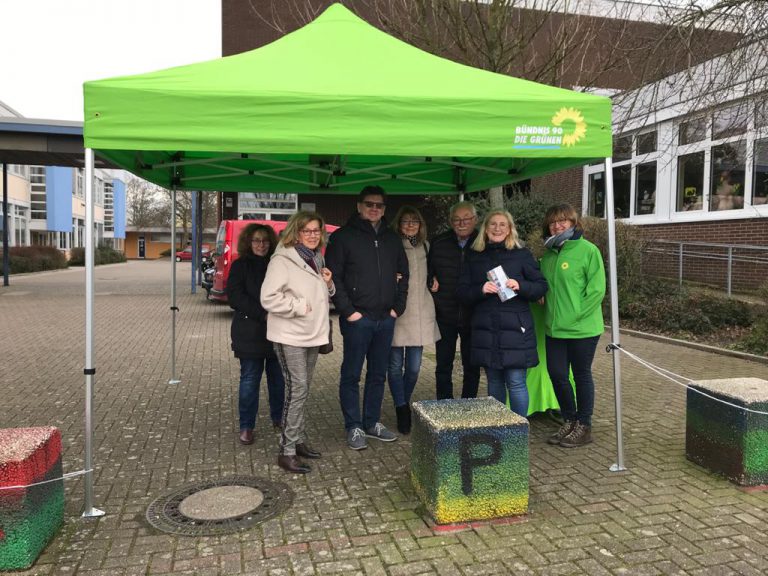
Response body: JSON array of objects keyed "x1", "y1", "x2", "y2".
[
  {"x1": 175, "y1": 243, "x2": 212, "y2": 263},
  {"x1": 208, "y1": 219, "x2": 337, "y2": 303}
]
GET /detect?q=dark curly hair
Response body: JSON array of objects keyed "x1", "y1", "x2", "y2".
[{"x1": 237, "y1": 223, "x2": 277, "y2": 257}]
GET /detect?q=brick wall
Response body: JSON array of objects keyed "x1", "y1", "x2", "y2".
[
  {"x1": 532, "y1": 168, "x2": 584, "y2": 209},
  {"x1": 641, "y1": 219, "x2": 768, "y2": 292}
]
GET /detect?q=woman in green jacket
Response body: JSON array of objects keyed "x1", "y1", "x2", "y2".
[{"x1": 539, "y1": 204, "x2": 605, "y2": 448}]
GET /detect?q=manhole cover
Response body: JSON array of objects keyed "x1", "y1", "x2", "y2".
[{"x1": 146, "y1": 475, "x2": 293, "y2": 536}]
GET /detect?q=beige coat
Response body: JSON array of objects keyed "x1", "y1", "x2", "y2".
[
  {"x1": 261, "y1": 244, "x2": 331, "y2": 348},
  {"x1": 392, "y1": 239, "x2": 440, "y2": 347}
]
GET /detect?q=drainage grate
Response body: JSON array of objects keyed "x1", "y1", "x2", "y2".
[{"x1": 145, "y1": 475, "x2": 294, "y2": 536}]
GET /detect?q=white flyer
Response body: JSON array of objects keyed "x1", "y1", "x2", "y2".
[{"x1": 487, "y1": 265, "x2": 516, "y2": 302}]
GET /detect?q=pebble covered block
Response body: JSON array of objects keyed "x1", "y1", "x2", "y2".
[
  {"x1": 0, "y1": 427, "x2": 64, "y2": 571},
  {"x1": 686, "y1": 378, "x2": 768, "y2": 486},
  {"x1": 411, "y1": 398, "x2": 529, "y2": 525}
]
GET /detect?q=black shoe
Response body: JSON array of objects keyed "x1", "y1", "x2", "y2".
[
  {"x1": 395, "y1": 404, "x2": 412, "y2": 435},
  {"x1": 277, "y1": 455, "x2": 311, "y2": 474},
  {"x1": 296, "y1": 443, "x2": 322, "y2": 459},
  {"x1": 239, "y1": 428, "x2": 254, "y2": 445}
]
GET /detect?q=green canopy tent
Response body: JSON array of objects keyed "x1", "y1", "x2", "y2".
[{"x1": 81, "y1": 3, "x2": 624, "y2": 517}]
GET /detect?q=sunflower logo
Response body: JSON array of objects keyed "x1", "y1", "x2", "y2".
[
  {"x1": 561, "y1": 262, "x2": 570, "y2": 270},
  {"x1": 552, "y1": 108, "x2": 587, "y2": 147}
]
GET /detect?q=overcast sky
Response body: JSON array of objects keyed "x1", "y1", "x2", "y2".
[{"x1": 1, "y1": 0, "x2": 221, "y2": 121}]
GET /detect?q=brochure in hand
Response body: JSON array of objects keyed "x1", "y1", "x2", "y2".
[{"x1": 487, "y1": 265, "x2": 516, "y2": 302}]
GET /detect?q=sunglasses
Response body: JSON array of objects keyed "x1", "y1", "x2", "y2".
[{"x1": 362, "y1": 200, "x2": 386, "y2": 209}]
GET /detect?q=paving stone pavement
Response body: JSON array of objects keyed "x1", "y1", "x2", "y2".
[{"x1": 2, "y1": 259, "x2": 768, "y2": 576}]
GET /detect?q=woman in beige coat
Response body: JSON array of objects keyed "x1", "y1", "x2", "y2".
[
  {"x1": 388, "y1": 206, "x2": 440, "y2": 434},
  {"x1": 261, "y1": 211, "x2": 335, "y2": 474}
]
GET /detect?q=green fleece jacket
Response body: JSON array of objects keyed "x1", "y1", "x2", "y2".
[{"x1": 540, "y1": 237, "x2": 606, "y2": 338}]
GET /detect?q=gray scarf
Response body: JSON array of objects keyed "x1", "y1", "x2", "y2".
[{"x1": 544, "y1": 227, "x2": 575, "y2": 250}]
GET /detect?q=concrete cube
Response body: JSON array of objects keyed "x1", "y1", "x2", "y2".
[
  {"x1": 411, "y1": 398, "x2": 529, "y2": 525},
  {"x1": 686, "y1": 378, "x2": 768, "y2": 486},
  {"x1": 0, "y1": 427, "x2": 64, "y2": 571}
]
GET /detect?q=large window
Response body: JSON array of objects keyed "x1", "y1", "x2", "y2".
[
  {"x1": 635, "y1": 162, "x2": 657, "y2": 215},
  {"x1": 30, "y1": 166, "x2": 46, "y2": 220},
  {"x1": 679, "y1": 117, "x2": 707, "y2": 145},
  {"x1": 752, "y1": 139, "x2": 768, "y2": 205},
  {"x1": 677, "y1": 152, "x2": 705, "y2": 211},
  {"x1": 104, "y1": 181, "x2": 114, "y2": 232},
  {"x1": 586, "y1": 130, "x2": 658, "y2": 219},
  {"x1": 710, "y1": 142, "x2": 746, "y2": 211}
]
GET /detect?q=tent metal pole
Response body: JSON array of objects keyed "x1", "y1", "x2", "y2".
[
  {"x1": 196, "y1": 191, "x2": 203, "y2": 287},
  {"x1": 191, "y1": 190, "x2": 198, "y2": 294},
  {"x1": 603, "y1": 157, "x2": 626, "y2": 472},
  {"x1": 82, "y1": 148, "x2": 105, "y2": 518},
  {"x1": 3, "y1": 163, "x2": 9, "y2": 287},
  {"x1": 169, "y1": 186, "x2": 180, "y2": 385}
]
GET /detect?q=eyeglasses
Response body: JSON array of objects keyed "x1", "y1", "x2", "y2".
[
  {"x1": 251, "y1": 238, "x2": 270, "y2": 245},
  {"x1": 362, "y1": 200, "x2": 386, "y2": 209},
  {"x1": 401, "y1": 219, "x2": 420, "y2": 226},
  {"x1": 451, "y1": 216, "x2": 475, "y2": 225},
  {"x1": 299, "y1": 228, "x2": 322, "y2": 236},
  {"x1": 550, "y1": 218, "x2": 571, "y2": 226}
]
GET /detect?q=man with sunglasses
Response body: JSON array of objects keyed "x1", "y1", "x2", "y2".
[
  {"x1": 427, "y1": 201, "x2": 481, "y2": 400},
  {"x1": 326, "y1": 186, "x2": 409, "y2": 450}
]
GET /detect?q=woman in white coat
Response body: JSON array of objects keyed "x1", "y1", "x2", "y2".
[
  {"x1": 261, "y1": 211, "x2": 335, "y2": 474},
  {"x1": 388, "y1": 206, "x2": 440, "y2": 434}
]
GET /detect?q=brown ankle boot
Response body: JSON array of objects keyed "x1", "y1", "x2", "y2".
[
  {"x1": 277, "y1": 455, "x2": 311, "y2": 474},
  {"x1": 547, "y1": 420, "x2": 574, "y2": 445},
  {"x1": 559, "y1": 422, "x2": 592, "y2": 448}
]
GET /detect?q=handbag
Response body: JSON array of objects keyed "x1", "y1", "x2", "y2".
[{"x1": 318, "y1": 318, "x2": 334, "y2": 354}]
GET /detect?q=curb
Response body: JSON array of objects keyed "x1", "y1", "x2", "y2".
[{"x1": 616, "y1": 326, "x2": 768, "y2": 366}]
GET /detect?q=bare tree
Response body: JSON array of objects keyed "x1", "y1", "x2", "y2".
[
  {"x1": 157, "y1": 190, "x2": 219, "y2": 248},
  {"x1": 126, "y1": 177, "x2": 163, "y2": 228}
]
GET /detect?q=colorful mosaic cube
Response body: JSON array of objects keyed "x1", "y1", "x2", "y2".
[
  {"x1": 686, "y1": 378, "x2": 768, "y2": 486},
  {"x1": 411, "y1": 398, "x2": 529, "y2": 525},
  {"x1": 0, "y1": 427, "x2": 64, "y2": 571}
]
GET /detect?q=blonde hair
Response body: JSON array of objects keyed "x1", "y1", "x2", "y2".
[
  {"x1": 472, "y1": 210, "x2": 521, "y2": 252},
  {"x1": 281, "y1": 211, "x2": 327, "y2": 249},
  {"x1": 391, "y1": 205, "x2": 427, "y2": 245}
]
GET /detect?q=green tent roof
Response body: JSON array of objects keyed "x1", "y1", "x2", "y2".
[{"x1": 83, "y1": 3, "x2": 611, "y2": 194}]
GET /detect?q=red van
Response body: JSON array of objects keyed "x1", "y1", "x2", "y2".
[{"x1": 208, "y1": 219, "x2": 338, "y2": 303}]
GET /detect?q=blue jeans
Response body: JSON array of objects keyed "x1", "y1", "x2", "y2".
[
  {"x1": 339, "y1": 315, "x2": 395, "y2": 431},
  {"x1": 238, "y1": 356, "x2": 285, "y2": 430},
  {"x1": 545, "y1": 335, "x2": 600, "y2": 426},
  {"x1": 485, "y1": 367, "x2": 529, "y2": 417},
  {"x1": 388, "y1": 346, "x2": 423, "y2": 407}
]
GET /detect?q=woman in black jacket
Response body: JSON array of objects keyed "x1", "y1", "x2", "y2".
[
  {"x1": 227, "y1": 224, "x2": 285, "y2": 445},
  {"x1": 457, "y1": 210, "x2": 548, "y2": 417}
]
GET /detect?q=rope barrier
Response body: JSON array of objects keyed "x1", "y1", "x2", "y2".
[
  {"x1": 610, "y1": 343, "x2": 768, "y2": 416},
  {"x1": 0, "y1": 469, "x2": 93, "y2": 491}
]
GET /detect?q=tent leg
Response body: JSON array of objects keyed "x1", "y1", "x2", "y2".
[
  {"x1": 191, "y1": 190, "x2": 198, "y2": 294},
  {"x1": 603, "y1": 157, "x2": 626, "y2": 472},
  {"x1": 169, "y1": 186, "x2": 180, "y2": 385},
  {"x1": 3, "y1": 163, "x2": 9, "y2": 287},
  {"x1": 82, "y1": 148, "x2": 105, "y2": 518}
]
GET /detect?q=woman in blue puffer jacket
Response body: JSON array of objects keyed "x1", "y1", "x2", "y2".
[{"x1": 457, "y1": 210, "x2": 548, "y2": 417}]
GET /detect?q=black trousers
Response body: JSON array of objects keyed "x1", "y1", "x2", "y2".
[{"x1": 434, "y1": 321, "x2": 480, "y2": 400}]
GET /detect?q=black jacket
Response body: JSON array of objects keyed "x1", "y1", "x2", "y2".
[
  {"x1": 325, "y1": 214, "x2": 409, "y2": 320},
  {"x1": 227, "y1": 253, "x2": 274, "y2": 359},
  {"x1": 427, "y1": 229, "x2": 479, "y2": 327},
  {"x1": 456, "y1": 243, "x2": 548, "y2": 370}
]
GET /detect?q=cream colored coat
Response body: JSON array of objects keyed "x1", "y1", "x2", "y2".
[
  {"x1": 392, "y1": 239, "x2": 440, "y2": 347},
  {"x1": 261, "y1": 244, "x2": 331, "y2": 348}
]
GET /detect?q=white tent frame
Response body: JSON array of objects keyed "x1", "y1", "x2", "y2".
[{"x1": 80, "y1": 149, "x2": 626, "y2": 518}]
